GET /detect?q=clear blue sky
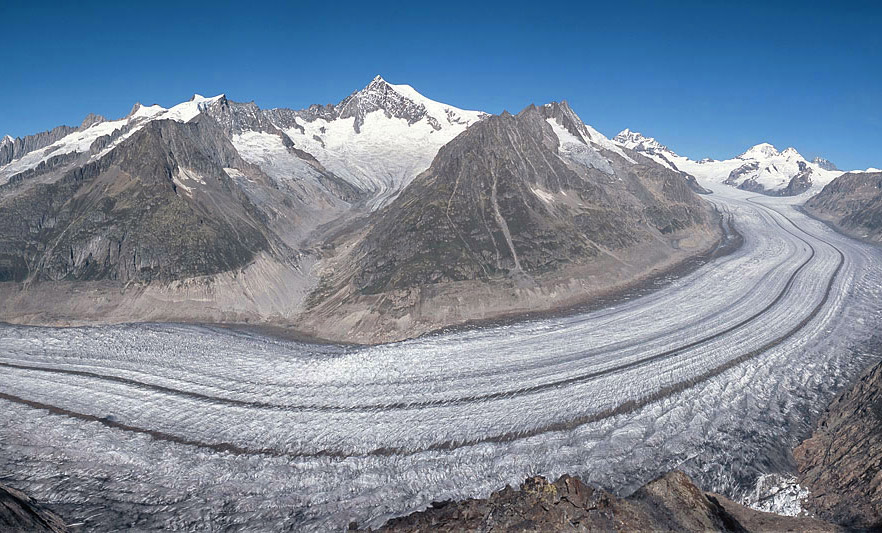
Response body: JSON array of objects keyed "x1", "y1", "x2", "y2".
[{"x1": 2, "y1": 1, "x2": 880, "y2": 169}]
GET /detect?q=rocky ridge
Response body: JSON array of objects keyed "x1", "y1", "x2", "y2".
[
  {"x1": 0, "y1": 483, "x2": 67, "y2": 532},
  {"x1": 0, "y1": 79, "x2": 719, "y2": 343}
]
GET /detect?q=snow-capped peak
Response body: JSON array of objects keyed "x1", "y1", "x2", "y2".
[
  {"x1": 161, "y1": 94, "x2": 225, "y2": 122},
  {"x1": 265, "y1": 77, "x2": 487, "y2": 209},
  {"x1": 812, "y1": 156, "x2": 838, "y2": 171},
  {"x1": 1, "y1": 134, "x2": 13, "y2": 145},
  {"x1": 614, "y1": 128, "x2": 677, "y2": 157},
  {"x1": 335, "y1": 76, "x2": 486, "y2": 135},
  {"x1": 739, "y1": 143, "x2": 779, "y2": 160}
]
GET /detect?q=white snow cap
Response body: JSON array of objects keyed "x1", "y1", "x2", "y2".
[
  {"x1": 739, "y1": 143, "x2": 779, "y2": 159},
  {"x1": 1, "y1": 134, "x2": 13, "y2": 144}
]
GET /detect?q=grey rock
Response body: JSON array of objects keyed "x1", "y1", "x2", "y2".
[
  {"x1": 0, "y1": 483, "x2": 67, "y2": 532},
  {"x1": 813, "y1": 156, "x2": 839, "y2": 171},
  {"x1": 804, "y1": 171, "x2": 882, "y2": 242}
]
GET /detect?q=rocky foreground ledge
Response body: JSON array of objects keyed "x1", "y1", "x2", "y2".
[
  {"x1": 373, "y1": 471, "x2": 839, "y2": 532},
  {"x1": 796, "y1": 353, "x2": 882, "y2": 528},
  {"x1": 0, "y1": 483, "x2": 67, "y2": 532}
]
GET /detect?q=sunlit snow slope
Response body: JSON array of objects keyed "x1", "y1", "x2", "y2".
[{"x1": 276, "y1": 76, "x2": 486, "y2": 208}]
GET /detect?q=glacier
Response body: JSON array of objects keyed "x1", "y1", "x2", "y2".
[{"x1": 0, "y1": 184, "x2": 881, "y2": 530}]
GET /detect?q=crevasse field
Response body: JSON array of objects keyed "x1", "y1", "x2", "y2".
[{"x1": 1, "y1": 184, "x2": 881, "y2": 531}]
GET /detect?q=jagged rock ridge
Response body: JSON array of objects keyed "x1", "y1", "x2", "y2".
[{"x1": 795, "y1": 355, "x2": 882, "y2": 528}]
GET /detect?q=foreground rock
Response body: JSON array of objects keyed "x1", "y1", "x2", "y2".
[
  {"x1": 0, "y1": 483, "x2": 67, "y2": 532},
  {"x1": 376, "y1": 471, "x2": 839, "y2": 532},
  {"x1": 804, "y1": 171, "x2": 882, "y2": 243},
  {"x1": 795, "y1": 357, "x2": 882, "y2": 528}
]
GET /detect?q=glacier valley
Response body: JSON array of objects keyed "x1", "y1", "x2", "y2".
[{"x1": 1, "y1": 184, "x2": 881, "y2": 531}]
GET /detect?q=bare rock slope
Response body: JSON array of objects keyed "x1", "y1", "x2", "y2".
[
  {"x1": 804, "y1": 171, "x2": 882, "y2": 243},
  {"x1": 795, "y1": 356, "x2": 882, "y2": 528}
]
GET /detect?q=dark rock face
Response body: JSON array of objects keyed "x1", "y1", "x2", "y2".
[
  {"x1": 804, "y1": 171, "x2": 882, "y2": 242},
  {"x1": 0, "y1": 116, "x2": 273, "y2": 283},
  {"x1": 813, "y1": 157, "x2": 839, "y2": 171},
  {"x1": 336, "y1": 76, "x2": 439, "y2": 133},
  {"x1": 795, "y1": 357, "x2": 882, "y2": 528},
  {"x1": 0, "y1": 483, "x2": 67, "y2": 532},
  {"x1": 0, "y1": 125, "x2": 77, "y2": 166},
  {"x1": 345, "y1": 103, "x2": 710, "y2": 295},
  {"x1": 376, "y1": 471, "x2": 839, "y2": 532},
  {"x1": 781, "y1": 161, "x2": 814, "y2": 195}
]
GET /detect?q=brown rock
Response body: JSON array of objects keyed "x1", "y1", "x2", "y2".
[
  {"x1": 795, "y1": 359, "x2": 882, "y2": 528},
  {"x1": 376, "y1": 471, "x2": 840, "y2": 532}
]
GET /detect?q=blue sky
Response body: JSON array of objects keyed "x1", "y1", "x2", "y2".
[{"x1": 1, "y1": 1, "x2": 880, "y2": 169}]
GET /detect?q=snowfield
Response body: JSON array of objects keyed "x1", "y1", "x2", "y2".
[{"x1": 1, "y1": 184, "x2": 881, "y2": 531}]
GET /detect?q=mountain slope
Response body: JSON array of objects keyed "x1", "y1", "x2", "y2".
[
  {"x1": 803, "y1": 171, "x2": 882, "y2": 242},
  {"x1": 614, "y1": 130, "x2": 844, "y2": 195},
  {"x1": 0, "y1": 80, "x2": 726, "y2": 343},
  {"x1": 795, "y1": 356, "x2": 882, "y2": 528},
  {"x1": 299, "y1": 102, "x2": 721, "y2": 342},
  {"x1": 0, "y1": 116, "x2": 275, "y2": 283}
]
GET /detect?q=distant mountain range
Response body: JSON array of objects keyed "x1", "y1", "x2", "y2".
[
  {"x1": 0, "y1": 76, "x2": 873, "y2": 342},
  {"x1": 614, "y1": 129, "x2": 848, "y2": 196}
]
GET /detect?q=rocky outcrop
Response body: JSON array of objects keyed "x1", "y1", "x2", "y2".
[
  {"x1": 0, "y1": 483, "x2": 67, "y2": 532},
  {"x1": 375, "y1": 471, "x2": 839, "y2": 532},
  {"x1": 795, "y1": 357, "x2": 882, "y2": 528},
  {"x1": 804, "y1": 171, "x2": 882, "y2": 242},
  {"x1": 813, "y1": 157, "x2": 839, "y2": 171}
]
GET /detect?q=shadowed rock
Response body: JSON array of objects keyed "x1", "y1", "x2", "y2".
[{"x1": 0, "y1": 483, "x2": 67, "y2": 532}]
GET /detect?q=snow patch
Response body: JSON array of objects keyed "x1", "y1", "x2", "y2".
[
  {"x1": 547, "y1": 118, "x2": 614, "y2": 175},
  {"x1": 742, "y1": 473, "x2": 809, "y2": 517},
  {"x1": 531, "y1": 187, "x2": 556, "y2": 204}
]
